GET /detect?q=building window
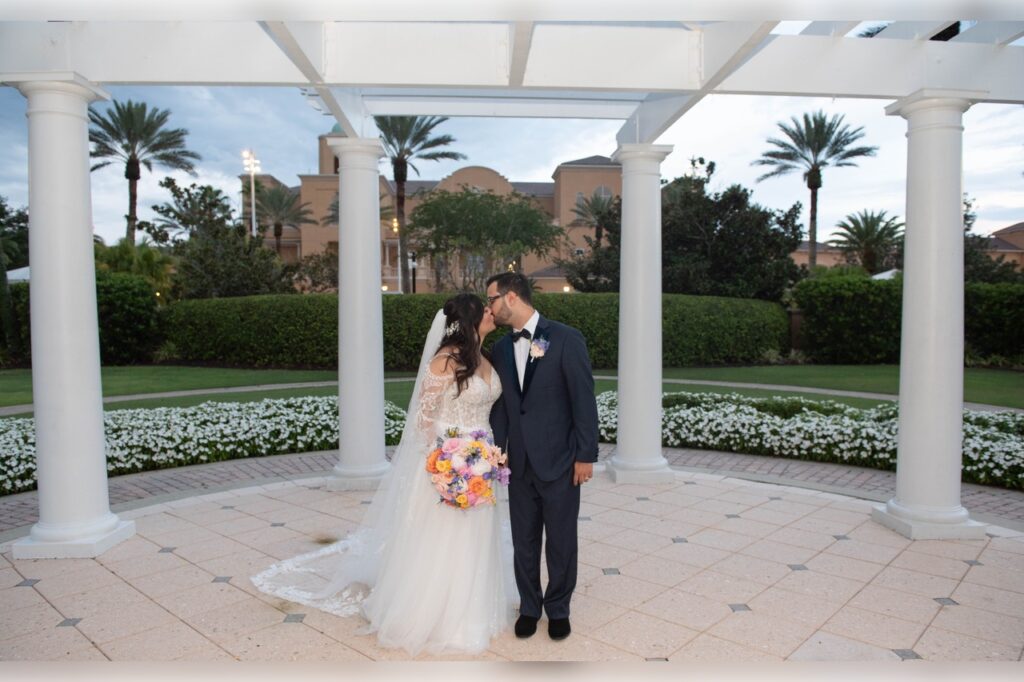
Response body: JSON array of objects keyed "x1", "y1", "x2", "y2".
[
  {"x1": 575, "y1": 191, "x2": 585, "y2": 207},
  {"x1": 595, "y1": 185, "x2": 612, "y2": 199}
]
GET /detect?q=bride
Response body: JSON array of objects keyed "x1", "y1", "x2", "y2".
[{"x1": 252, "y1": 294, "x2": 517, "y2": 655}]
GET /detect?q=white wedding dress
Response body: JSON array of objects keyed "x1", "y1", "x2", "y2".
[{"x1": 252, "y1": 311, "x2": 517, "y2": 656}]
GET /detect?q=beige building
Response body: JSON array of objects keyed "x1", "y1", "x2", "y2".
[
  {"x1": 245, "y1": 132, "x2": 621, "y2": 293},
  {"x1": 245, "y1": 130, "x2": 1022, "y2": 291},
  {"x1": 985, "y1": 222, "x2": 1024, "y2": 268}
]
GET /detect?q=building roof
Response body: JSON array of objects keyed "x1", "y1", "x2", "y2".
[
  {"x1": 557, "y1": 155, "x2": 620, "y2": 168},
  {"x1": 986, "y1": 236, "x2": 1024, "y2": 252},
  {"x1": 992, "y1": 221, "x2": 1024, "y2": 237},
  {"x1": 511, "y1": 182, "x2": 554, "y2": 197}
]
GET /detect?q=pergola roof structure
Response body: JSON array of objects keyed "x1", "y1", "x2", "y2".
[
  {"x1": 1, "y1": 18, "x2": 1021, "y2": 140},
  {"x1": 2, "y1": 8, "x2": 1023, "y2": 559}
]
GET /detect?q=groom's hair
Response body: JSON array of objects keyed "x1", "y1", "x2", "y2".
[{"x1": 486, "y1": 272, "x2": 532, "y2": 305}]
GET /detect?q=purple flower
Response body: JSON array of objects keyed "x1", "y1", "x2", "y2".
[{"x1": 470, "y1": 429, "x2": 488, "y2": 440}]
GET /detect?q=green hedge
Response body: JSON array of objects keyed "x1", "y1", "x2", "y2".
[
  {"x1": 965, "y1": 283, "x2": 1024, "y2": 358},
  {"x1": 6, "y1": 272, "x2": 161, "y2": 366},
  {"x1": 165, "y1": 292, "x2": 789, "y2": 370},
  {"x1": 794, "y1": 276, "x2": 1024, "y2": 363}
]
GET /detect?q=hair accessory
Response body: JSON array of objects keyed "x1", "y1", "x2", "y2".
[{"x1": 445, "y1": 321, "x2": 460, "y2": 336}]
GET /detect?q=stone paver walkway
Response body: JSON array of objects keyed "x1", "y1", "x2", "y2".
[
  {"x1": 2, "y1": 471, "x2": 1022, "y2": 662},
  {"x1": 3, "y1": 445, "x2": 1023, "y2": 543}
]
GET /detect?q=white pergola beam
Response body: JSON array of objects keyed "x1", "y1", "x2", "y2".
[
  {"x1": 717, "y1": 36, "x2": 1024, "y2": 103},
  {"x1": 361, "y1": 94, "x2": 636, "y2": 119},
  {"x1": 616, "y1": 21, "x2": 776, "y2": 145},
  {"x1": 0, "y1": 21, "x2": 305, "y2": 84},
  {"x1": 952, "y1": 21, "x2": 1024, "y2": 45},
  {"x1": 508, "y1": 22, "x2": 534, "y2": 87},
  {"x1": 800, "y1": 21, "x2": 860, "y2": 37},
  {"x1": 525, "y1": 24, "x2": 701, "y2": 90},
  {"x1": 260, "y1": 21, "x2": 376, "y2": 138},
  {"x1": 873, "y1": 21, "x2": 958, "y2": 40}
]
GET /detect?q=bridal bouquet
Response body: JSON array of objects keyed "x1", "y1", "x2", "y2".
[{"x1": 425, "y1": 428, "x2": 511, "y2": 509}]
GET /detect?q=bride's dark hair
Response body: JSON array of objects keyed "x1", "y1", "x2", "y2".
[{"x1": 436, "y1": 293, "x2": 487, "y2": 396}]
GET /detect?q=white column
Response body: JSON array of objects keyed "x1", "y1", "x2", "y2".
[
  {"x1": 871, "y1": 89, "x2": 987, "y2": 540},
  {"x1": 325, "y1": 137, "x2": 391, "y2": 490},
  {"x1": 606, "y1": 144, "x2": 675, "y2": 484},
  {"x1": 11, "y1": 76, "x2": 135, "y2": 559}
]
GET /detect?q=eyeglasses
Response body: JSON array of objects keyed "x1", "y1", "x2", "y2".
[{"x1": 485, "y1": 293, "x2": 505, "y2": 305}]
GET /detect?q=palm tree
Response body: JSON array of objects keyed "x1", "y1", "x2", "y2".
[
  {"x1": 571, "y1": 190, "x2": 616, "y2": 248},
  {"x1": 255, "y1": 185, "x2": 316, "y2": 254},
  {"x1": 753, "y1": 110, "x2": 877, "y2": 269},
  {"x1": 89, "y1": 100, "x2": 201, "y2": 245},
  {"x1": 375, "y1": 116, "x2": 466, "y2": 292},
  {"x1": 829, "y1": 209, "x2": 904, "y2": 274}
]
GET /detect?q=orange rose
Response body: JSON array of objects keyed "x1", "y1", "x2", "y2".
[
  {"x1": 468, "y1": 476, "x2": 490, "y2": 497},
  {"x1": 455, "y1": 494, "x2": 469, "y2": 507},
  {"x1": 426, "y1": 448, "x2": 442, "y2": 473}
]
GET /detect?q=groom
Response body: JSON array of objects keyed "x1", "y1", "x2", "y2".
[{"x1": 486, "y1": 272, "x2": 599, "y2": 642}]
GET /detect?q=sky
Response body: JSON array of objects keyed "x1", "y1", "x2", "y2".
[{"x1": 0, "y1": 26, "x2": 1021, "y2": 247}]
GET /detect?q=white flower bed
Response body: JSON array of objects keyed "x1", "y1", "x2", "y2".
[
  {"x1": 597, "y1": 391, "x2": 1024, "y2": 489},
  {"x1": 0, "y1": 397, "x2": 407, "y2": 495},
  {"x1": 1, "y1": 391, "x2": 1021, "y2": 495}
]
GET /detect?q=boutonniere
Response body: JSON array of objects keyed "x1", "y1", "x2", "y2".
[{"x1": 529, "y1": 337, "x2": 550, "y2": 363}]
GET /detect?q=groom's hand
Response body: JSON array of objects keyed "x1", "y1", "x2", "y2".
[{"x1": 573, "y1": 462, "x2": 594, "y2": 486}]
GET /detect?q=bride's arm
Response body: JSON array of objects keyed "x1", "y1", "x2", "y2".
[{"x1": 414, "y1": 355, "x2": 456, "y2": 441}]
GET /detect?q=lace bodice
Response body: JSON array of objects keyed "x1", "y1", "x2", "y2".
[{"x1": 415, "y1": 360, "x2": 502, "y2": 439}]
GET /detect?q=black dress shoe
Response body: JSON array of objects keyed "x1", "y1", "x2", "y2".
[
  {"x1": 548, "y1": 617, "x2": 571, "y2": 640},
  {"x1": 515, "y1": 615, "x2": 538, "y2": 639}
]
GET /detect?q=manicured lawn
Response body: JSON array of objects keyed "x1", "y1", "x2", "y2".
[
  {"x1": 0, "y1": 364, "x2": 1019, "y2": 411},
  {"x1": 0, "y1": 380, "x2": 887, "y2": 419},
  {"x1": 0, "y1": 366, "x2": 413, "y2": 408}
]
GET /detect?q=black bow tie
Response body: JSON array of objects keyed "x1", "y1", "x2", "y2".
[{"x1": 511, "y1": 328, "x2": 532, "y2": 342}]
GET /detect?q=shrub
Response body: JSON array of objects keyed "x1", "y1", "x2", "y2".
[
  {"x1": 7, "y1": 272, "x2": 161, "y2": 365},
  {"x1": 795, "y1": 277, "x2": 1024, "y2": 364},
  {"x1": 166, "y1": 292, "x2": 788, "y2": 370}
]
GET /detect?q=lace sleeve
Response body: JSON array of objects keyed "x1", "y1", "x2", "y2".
[{"x1": 415, "y1": 358, "x2": 455, "y2": 441}]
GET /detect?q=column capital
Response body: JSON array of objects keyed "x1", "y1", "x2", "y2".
[
  {"x1": 612, "y1": 143, "x2": 673, "y2": 165},
  {"x1": 884, "y1": 88, "x2": 985, "y2": 118},
  {"x1": 4, "y1": 72, "x2": 109, "y2": 103},
  {"x1": 325, "y1": 135, "x2": 386, "y2": 159}
]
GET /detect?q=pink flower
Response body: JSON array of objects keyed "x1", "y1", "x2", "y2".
[{"x1": 441, "y1": 438, "x2": 463, "y2": 454}]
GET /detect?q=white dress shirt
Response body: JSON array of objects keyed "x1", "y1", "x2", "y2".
[{"x1": 513, "y1": 310, "x2": 540, "y2": 389}]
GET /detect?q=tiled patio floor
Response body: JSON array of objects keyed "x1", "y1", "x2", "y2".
[{"x1": 2, "y1": 468, "x2": 1022, "y2": 662}]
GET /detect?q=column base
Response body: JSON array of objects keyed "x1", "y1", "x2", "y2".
[
  {"x1": 871, "y1": 502, "x2": 987, "y2": 540},
  {"x1": 606, "y1": 455, "x2": 675, "y2": 485},
  {"x1": 13, "y1": 519, "x2": 136, "y2": 559},
  {"x1": 327, "y1": 461, "x2": 392, "y2": 491}
]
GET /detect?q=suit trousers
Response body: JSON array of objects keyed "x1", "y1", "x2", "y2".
[{"x1": 508, "y1": 456, "x2": 581, "y2": 620}]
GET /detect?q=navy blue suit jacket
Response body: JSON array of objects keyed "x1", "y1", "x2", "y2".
[{"x1": 489, "y1": 316, "x2": 599, "y2": 482}]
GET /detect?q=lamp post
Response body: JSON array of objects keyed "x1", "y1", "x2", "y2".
[
  {"x1": 242, "y1": 149, "x2": 260, "y2": 241},
  {"x1": 392, "y1": 217, "x2": 402, "y2": 293}
]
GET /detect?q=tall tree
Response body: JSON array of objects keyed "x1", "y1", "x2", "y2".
[
  {"x1": 829, "y1": 210, "x2": 904, "y2": 274},
  {"x1": 89, "y1": 100, "x2": 201, "y2": 244},
  {"x1": 406, "y1": 188, "x2": 562, "y2": 292},
  {"x1": 375, "y1": 116, "x2": 466, "y2": 292},
  {"x1": 254, "y1": 185, "x2": 316, "y2": 254},
  {"x1": 571, "y1": 189, "x2": 616, "y2": 247},
  {"x1": 144, "y1": 177, "x2": 236, "y2": 244},
  {"x1": 753, "y1": 110, "x2": 877, "y2": 269}
]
